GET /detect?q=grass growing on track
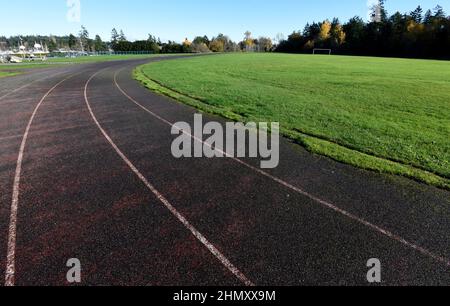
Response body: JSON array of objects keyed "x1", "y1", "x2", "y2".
[
  {"x1": 0, "y1": 63, "x2": 63, "y2": 72},
  {"x1": 0, "y1": 71, "x2": 20, "y2": 78},
  {"x1": 46, "y1": 54, "x2": 163, "y2": 64},
  {"x1": 135, "y1": 53, "x2": 450, "y2": 189}
]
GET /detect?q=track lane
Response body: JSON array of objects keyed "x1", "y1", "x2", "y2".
[
  {"x1": 0, "y1": 62, "x2": 123, "y2": 285},
  {"x1": 0, "y1": 66, "x2": 88, "y2": 285},
  {"x1": 5, "y1": 72, "x2": 82, "y2": 286}
]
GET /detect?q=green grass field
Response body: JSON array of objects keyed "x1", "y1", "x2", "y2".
[{"x1": 135, "y1": 53, "x2": 450, "y2": 189}]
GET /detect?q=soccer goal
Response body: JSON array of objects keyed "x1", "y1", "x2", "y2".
[{"x1": 313, "y1": 48, "x2": 332, "y2": 55}]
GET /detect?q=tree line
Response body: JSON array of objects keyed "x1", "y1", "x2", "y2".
[
  {"x1": 276, "y1": 3, "x2": 450, "y2": 59},
  {"x1": 1, "y1": 2, "x2": 449, "y2": 59},
  {"x1": 0, "y1": 26, "x2": 109, "y2": 53},
  {"x1": 110, "y1": 28, "x2": 273, "y2": 54}
]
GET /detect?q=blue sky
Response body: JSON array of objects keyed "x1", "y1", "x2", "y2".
[{"x1": 1, "y1": 0, "x2": 449, "y2": 42}]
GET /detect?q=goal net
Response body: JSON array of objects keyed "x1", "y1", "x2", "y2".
[{"x1": 313, "y1": 48, "x2": 332, "y2": 55}]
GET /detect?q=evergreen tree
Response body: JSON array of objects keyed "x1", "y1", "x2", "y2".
[
  {"x1": 111, "y1": 28, "x2": 119, "y2": 44},
  {"x1": 434, "y1": 5, "x2": 446, "y2": 18},
  {"x1": 424, "y1": 9, "x2": 433, "y2": 24},
  {"x1": 410, "y1": 6, "x2": 423, "y2": 23},
  {"x1": 94, "y1": 35, "x2": 107, "y2": 51},
  {"x1": 119, "y1": 30, "x2": 127, "y2": 42},
  {"x1": 78, "y1": 26, "x2": 89, "y2": 51},
  {"x1": 68, "y1": 34, "x2": 77, "y2": 49}
]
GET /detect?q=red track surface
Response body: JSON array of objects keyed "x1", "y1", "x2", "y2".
[{"x1": 0, "y1": 58, "x2": 449, "y2": 286}]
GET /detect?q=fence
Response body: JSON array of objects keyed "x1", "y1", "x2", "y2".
[{"x1": 49, "y1": 50, "x2": 155, "y2": 57}]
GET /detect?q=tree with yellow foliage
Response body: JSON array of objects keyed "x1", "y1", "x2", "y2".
[
  {"x1": 209, "y1": 39, "x2": 224, "y2": 52},
  {"x1": 183, "y1": 38, "x2": 191, "y2": 47},
  {"x1": 319, "y1": 20, "x2": 332, "y2": 41},
  {"x1": 331, "y1": 19, "x2": 346, "y2": 46},
  {"x1": 243, "y1": 31, "x2": 255, "y2": 51},
  {"x1": 406, "y1": 20, "x2": 425, "y2": 43}
]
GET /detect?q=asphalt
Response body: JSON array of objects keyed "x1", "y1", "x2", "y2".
[{"x1": 0, "y1": 57, "x2": 449, "y2": 286}]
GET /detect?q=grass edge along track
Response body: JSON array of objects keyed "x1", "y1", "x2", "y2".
[{"x1": 133, "y1": 55, "x2": 450, "y2": 191}]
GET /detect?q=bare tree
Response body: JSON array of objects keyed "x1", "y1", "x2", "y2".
[{"x1": 273, "y1": 33, "x2": 285, "y2": 46}]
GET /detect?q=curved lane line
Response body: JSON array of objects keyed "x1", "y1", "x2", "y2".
[
  {"x1": 4, "y1": 72, "x2": 81, "y2": 286},
  {"x1": 84, "y1": 68, "x2": 254, "y2": 286},
  {"x1": 113, "y1": 67, "x2": 450, "y2": 269}
]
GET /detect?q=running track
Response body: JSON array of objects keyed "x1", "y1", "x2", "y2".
[{"x1": 0, "y1": 57, "x2": 449, "y2": 286}]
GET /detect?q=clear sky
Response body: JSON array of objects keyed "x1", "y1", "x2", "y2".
[{"x1": 1, "y1": 0, "x2": 449, "y2": 42}]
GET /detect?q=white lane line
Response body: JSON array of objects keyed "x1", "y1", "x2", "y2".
[
  {"x1": 85, "y1": 69, "x2": 254, "y2": 286},
  {"x1": 113, "y1": 68, "x2": 450, "y2": 269},
  {"x1": 0, "y1": 70, "x2": 68, "y2": 102},
  {"x1": 4, "y1": 73, "x2": 80, "y2": 287}
]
